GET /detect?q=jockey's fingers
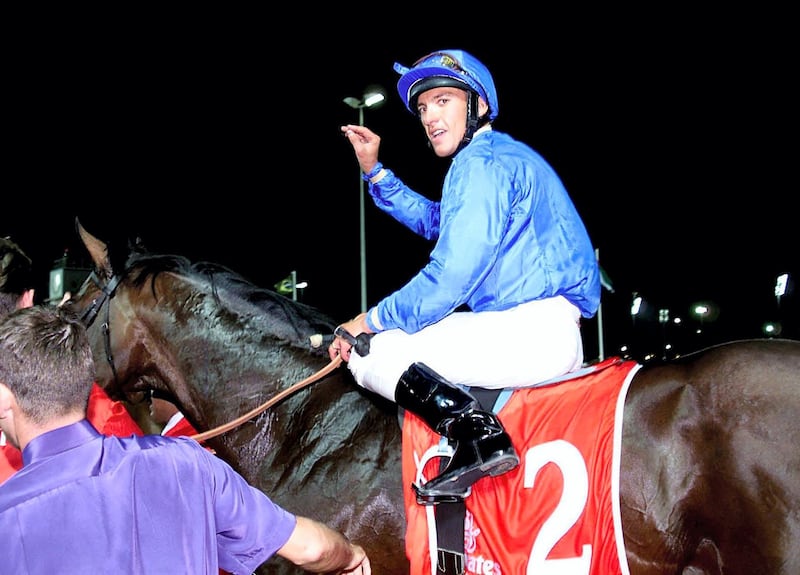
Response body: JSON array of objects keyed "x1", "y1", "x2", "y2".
[
  {"x1": 340, "y1": 341, "x2": 353, "y2": 362},
  {"x1": 328, "y1": 337, "x2": 353, "y2": 361}
]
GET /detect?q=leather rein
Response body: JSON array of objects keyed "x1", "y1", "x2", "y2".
[
  {"x1": 190, "y1": 356, "x2": 341, "y2": 442},
  {"x1": 79, "y1": 270, "x2": 342, "y2": 443}
]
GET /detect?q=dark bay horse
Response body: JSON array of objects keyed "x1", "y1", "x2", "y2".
[
  {"x1": 63, "y1": 221, "x2": 800, "y2": 575},
  {"x1": 64, "y1": 222, "x2": 408, "y2": 574}
]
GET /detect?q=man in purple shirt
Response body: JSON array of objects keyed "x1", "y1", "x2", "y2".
[{"x1": 0, "y1": 305, "x2": 371, "y2": 575}]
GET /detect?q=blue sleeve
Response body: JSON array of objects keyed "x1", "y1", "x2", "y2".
[
  {"x1": 374, "y1": 156, "x2": 509, "y2": 333},
  {"x1": 367, "y1": 168, "x2": 440, "y2": 239}
]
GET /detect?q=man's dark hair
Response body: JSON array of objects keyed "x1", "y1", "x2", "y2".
[
  {"x1": 0, "y1": 237, "x2": 33, "y2": 317},
  {"x1": 0, "y1": 305, "x2": 95, "y2": 424}
]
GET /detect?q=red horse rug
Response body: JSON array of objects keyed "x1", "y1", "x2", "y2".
[{"x1": 401, "y1": 357, "x2": 641, "y2": 575}]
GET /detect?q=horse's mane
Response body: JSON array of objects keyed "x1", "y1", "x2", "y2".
[{"x1": 123, "y1": 247, "x2": 338, "y2": 354}]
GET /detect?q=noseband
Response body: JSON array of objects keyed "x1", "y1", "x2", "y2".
[{"x1": 80, "y1": 270, "x2": 122, "y2": 386}]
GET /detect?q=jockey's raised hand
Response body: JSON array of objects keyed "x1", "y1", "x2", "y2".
[{"x1": 340, "y1": 124, "x2": 382, "y2": 178}]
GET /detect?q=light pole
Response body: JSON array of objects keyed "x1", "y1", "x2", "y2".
[
  {"x1": 658, "y1": 308, "x2": 669, "y2": 360},
  {"x1": 692, "y1": 304, "x2": 709, "y2": 334},
  {"x1": 344, "y1": 85, "x2": 385, "y2": 312}
]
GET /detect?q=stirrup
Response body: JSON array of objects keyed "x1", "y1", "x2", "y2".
[
  {"x1": 412, "y1": 449, "x2": 519, "y2": 505},
  {"x1": 411, "y1": 482, "x2": 471, "y2": 505}
]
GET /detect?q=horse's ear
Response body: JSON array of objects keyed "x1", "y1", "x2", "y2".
[{"x1": 75, "y1": 218, "x2": 113, "y2": 277}]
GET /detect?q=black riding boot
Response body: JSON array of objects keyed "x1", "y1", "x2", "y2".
[{"x1": 395, "y1": 362, "x2": 519, "y2": 505}]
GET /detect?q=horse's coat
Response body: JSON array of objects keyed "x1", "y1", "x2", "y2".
[{"x1": 64, "y1": 220, "x2": 800, "y2": 575}]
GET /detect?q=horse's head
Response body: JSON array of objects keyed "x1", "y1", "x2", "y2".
[
  {"x1": 61, "y1": 219, "x2": 159, "y2": 402},
  {"x1": 63, "y1": 218, "x2": 341, "y2": 440}
]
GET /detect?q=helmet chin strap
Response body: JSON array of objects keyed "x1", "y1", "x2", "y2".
[
  {"x1": 464, "y1": 92, "x2": 481, "y2": 141},
  {"x1": 453, "y1": 92, "x2": 484, "y2": 155}
]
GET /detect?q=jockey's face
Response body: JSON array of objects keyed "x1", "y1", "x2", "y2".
[{"x1": 416, "y1": 87, "x2": 487, "y2": 158}]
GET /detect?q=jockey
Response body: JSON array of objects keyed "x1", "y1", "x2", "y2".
[{"x1": 333, "y1": 49, "x2": 600, "y2": 504}]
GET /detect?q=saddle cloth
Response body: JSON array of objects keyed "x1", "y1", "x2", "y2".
[{"x1": 401, "y1": 357, "x2": 640, "y2": 575}]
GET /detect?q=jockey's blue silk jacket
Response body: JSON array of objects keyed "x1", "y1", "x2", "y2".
[{"x1": 365, "y1": 127, "x2": 600, "y2": 335}]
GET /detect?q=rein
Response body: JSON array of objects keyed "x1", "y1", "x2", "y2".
[
  {"x1": 79, "y1": 269, "x2": 343, "y2": 442},
  {"x1": 190, "y1": 355, "x2": 342, "y2": 442}
]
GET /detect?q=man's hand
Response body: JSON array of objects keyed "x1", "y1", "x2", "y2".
[
  {"x1": 328, "y1": 312, "x2": 372, "y2": 362},
  {"x1": 341, "y1": 124, "x2": 381, "y2": 174}
]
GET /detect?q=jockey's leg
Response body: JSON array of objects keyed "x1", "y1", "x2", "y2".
[{"x1": 395, "y1": 362, "x2": 519, "y2": 505}]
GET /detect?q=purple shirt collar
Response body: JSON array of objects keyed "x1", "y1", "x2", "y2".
[{"x1": 23, "y1": 419, "x2": 99, "y2": 466}]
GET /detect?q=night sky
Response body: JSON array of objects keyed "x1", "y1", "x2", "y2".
[{"x1": 7, "y1": 14, "x2": 796, "y2": 362}]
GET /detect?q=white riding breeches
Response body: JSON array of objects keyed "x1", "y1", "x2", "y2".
[{"x1": 346, "y1": 295, "x2": 585, "y2": 402}]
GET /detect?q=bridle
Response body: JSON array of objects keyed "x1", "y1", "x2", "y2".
[
  {"x1": 77, "y1": 267, "x2": 342, "y2": 442},
  {"x1": 80, "y1": 270, "x2": 123, "y2": 386}
]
